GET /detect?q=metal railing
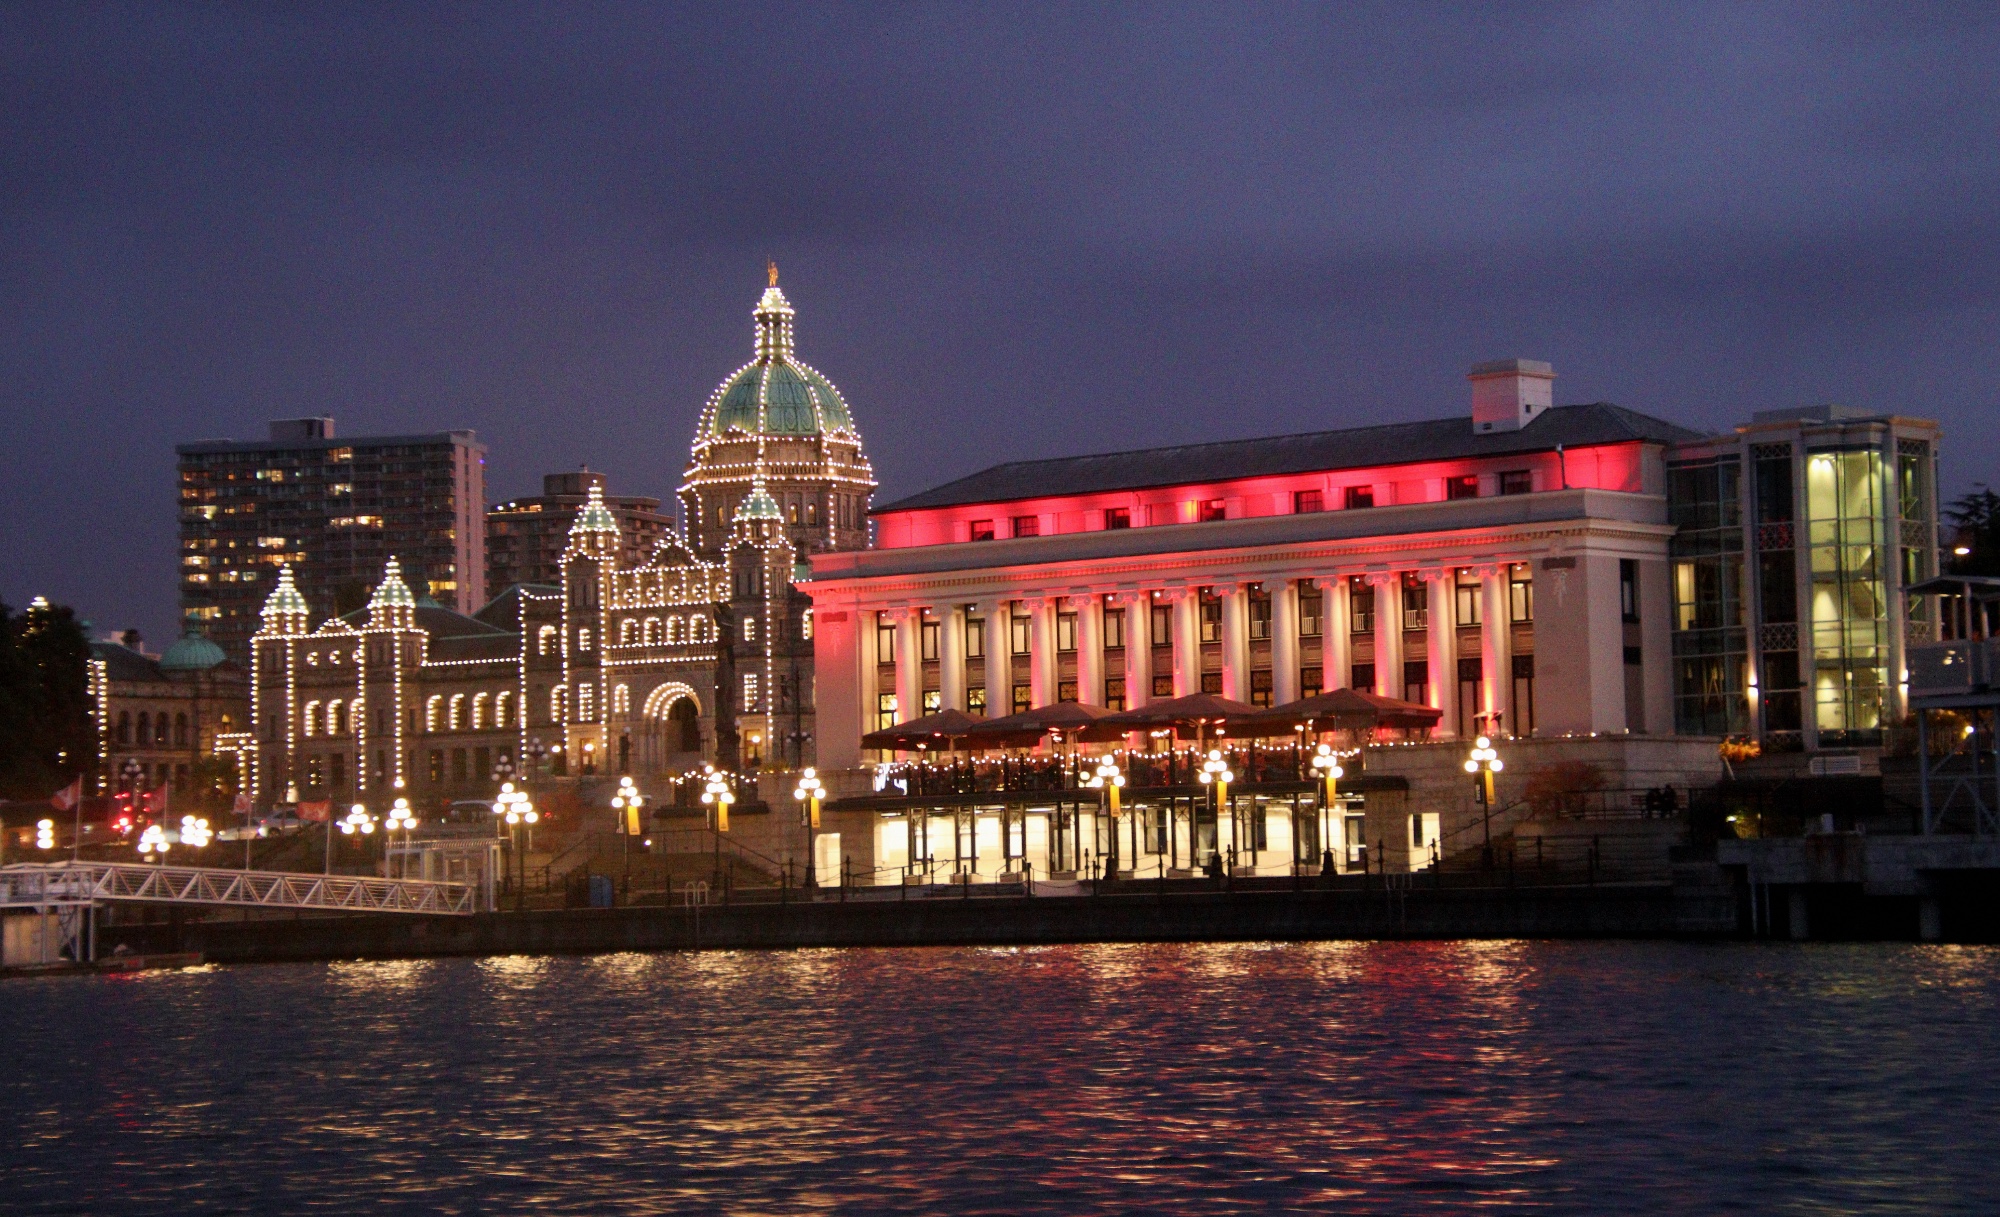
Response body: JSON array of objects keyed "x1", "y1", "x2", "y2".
[{"x1": 0, "y1": 861, "x2": 477, "y2": 916}]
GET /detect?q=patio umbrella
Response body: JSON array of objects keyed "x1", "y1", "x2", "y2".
[
  {"x1": 1250, "y1": 687, "x2": 1442, "y2": 734},
  {"x1": 861, "y1": 708, "x2": 988, "y2": 752},
  {"x1": 1079, "y1": 692, "x2": 1270, "y2": 744},
  {"x1": 964, "y1": 701, "x2": 1123, "y2": 750}
]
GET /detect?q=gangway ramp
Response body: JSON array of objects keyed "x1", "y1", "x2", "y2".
[{"x1": 0, "y1": 862, "x2": 479, "y2": 917}]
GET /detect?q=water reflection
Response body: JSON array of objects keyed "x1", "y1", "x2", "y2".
[{"x1": 2, "y1": 943, "x2": 1997, "y2": 1214}]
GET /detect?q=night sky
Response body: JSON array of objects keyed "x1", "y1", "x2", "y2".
[{"x1": 4, "y1": 4, "x2": 1997, "y2": 645}]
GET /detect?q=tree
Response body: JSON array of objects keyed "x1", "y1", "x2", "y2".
[
  {"x1": 1945, "y1": 485, "x2": 2000, "y2": 576},
  {"x1": 0, "y1": 600, "x2": 99, "y2": 800}
]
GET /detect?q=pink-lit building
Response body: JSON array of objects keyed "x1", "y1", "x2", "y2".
[{"x1": 806, "y1": 360, "x2": 1694, "y2": 770}]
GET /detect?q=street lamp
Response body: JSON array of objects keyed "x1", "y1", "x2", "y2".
[
  {"x1": 385, "y1": 797, "x2": 418, "y2": 878},
  {"x1": 524, "y1": 737, "x2": 549, "y2": 777},
  {"x1": 137, "y1": 823, "x2": 169, "y2": 862},
  {"x1": 180, "y1": 814, "x2": 212, "y2": 849},
  {"x1": 1465, "y1": 735, "x2": 1504, "y2": 864},
  {"x1": 701, "y1": 766, "x2": 734, "y2": 889},
  {"x1": 35, "y1": 819, "x2": 56, "y2": 851},
  {"x1": 1311, "y1": 743, "x2": 1344, "y2": 871},
  {"x1": 1198, "y1": 749, "x2": 1234, "y2": 873},
  {"x1": 493, "y1": 782, "x2": 536, "y2": 911},
  {"x1": 793, "y1": 768, "x2": 824, "y2": 888},
  {"x1": 611, "y1": 776, "x2": 645, "y2": 891},
  {"x1": 1083, "y1": 756, "x2": 1124, "y2": 881}
]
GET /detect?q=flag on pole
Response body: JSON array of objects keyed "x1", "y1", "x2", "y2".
[
  {"x1": 50, "y1": 776, "x2": 83, "y2": 812},
  {"x1": 298, "y1": 800, "x2": 332, "y2": 823},
  {"x1": 233, "y1": 792, "x2": 253, "y2": 817}
]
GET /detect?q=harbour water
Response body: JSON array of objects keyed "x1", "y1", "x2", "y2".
[{"x1": 3, "y1": 941, "x2": 1997, "y2": 1214}]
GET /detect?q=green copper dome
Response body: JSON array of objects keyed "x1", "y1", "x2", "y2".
[
  {"x1": 159, "y1": 627, "x2": 227, "y2": 671},
  {"x1": 735, "y1": 478, "x2": 783, "y2": 523},
  {"x1": 699, "y1": 279, "x2": 857, "y2": 439}
]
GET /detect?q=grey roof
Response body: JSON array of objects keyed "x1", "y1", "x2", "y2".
[
  {"x1": 93, "y1": 642, "x2": 164, "y2": 683},
  {"x1": 338, "y1": 603, "x2": 512, "y2": 639},
  {"x1": 474, "y1": 583, "x2": 560, "y2": 630},
  {"x1": 874, "y1": 403, "x2": 1704, "y2": 514}
]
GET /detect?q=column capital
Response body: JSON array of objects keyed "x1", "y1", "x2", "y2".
[
  {"x1": 1471, "y1": 562, "x2": 1506, "y2": 581},
  {"x1": 1364, "y1": 571, "x2": 1398, "y2": 588},
  {"x1": 1419, "y1": 567, "x2": 1453, "y2": 584}
]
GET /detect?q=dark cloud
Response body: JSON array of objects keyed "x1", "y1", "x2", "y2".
[{"x1": 2, "y1": 1, "x2": 1996, "y2": 640}]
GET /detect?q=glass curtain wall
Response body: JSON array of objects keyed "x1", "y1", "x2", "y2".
[
  {"x1": 1806, "y1": 449, "x2": 1887, "y2": 744},
  {"x1": 1668, "y1": 457, "x2": 1748, "y2": 734},
  {"x1": 1898, "y1": 439, "x2": 1934, "y2": 643},
  {"x1": 1751, "y1": 446, "x2": 1803, "y2": 743}
]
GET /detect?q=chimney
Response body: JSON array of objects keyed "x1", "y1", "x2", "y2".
[{"x1": 1468, "y1": 359, "x2": 1554, "y2": 433}]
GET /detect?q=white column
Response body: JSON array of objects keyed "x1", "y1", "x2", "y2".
[
  {"x1": 1121, "y1": 592, "x2": 1152, "y2": 709},
  {"x1": 1272, "y1": 579, "x2": 1300, "y2": 705},
  {"x1": 1076, "y1": 594, "x2": 1104, "y2": 704},
  {"x1": 1171, "y1": 589, "x2": 1200, "y2": 698},
  {"x1": 981, "y1": 600, "x2": 1010, "y2": 717},
  {"x1": 857, "y1": 608, "x2": 882, "y2": 748},
  {"x1": 894, "y1": 605, "x2": 923, "y2": 725},
  {"x1": 1028, "y1": 598, "x2": 1056, "y2": 707},
  {"x1": 941, "y1": 603, "x2": 967, "y2": 713},
  {"x1": 1320, "y1": 576, "x2": 1351, "y2": 692},
  {"x1": 1220, "y1": 583, "x2": 1250, "y2": 702},
  {"x1": 1371, "y1": 573, "x2": 1403, "y2": 701},
  {"x1": 1479, "y1": 566, "x2": 1512, "y2": 737},
  {"x1": 1426, "y1": 570, "x2": 1457, "y2": 737}
]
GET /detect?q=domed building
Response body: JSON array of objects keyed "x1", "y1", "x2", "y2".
[{"x1": 681, "y1": 265, "x2": 876, "y2": 560}]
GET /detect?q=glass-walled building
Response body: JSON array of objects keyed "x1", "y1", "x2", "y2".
[{"x1": 1666, "y1": 406, "x2": 1939, "y2": 755}]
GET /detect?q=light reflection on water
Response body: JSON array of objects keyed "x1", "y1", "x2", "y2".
[{"x1": 3, "y1": 941, "x2": 1998, "y2": 1214}]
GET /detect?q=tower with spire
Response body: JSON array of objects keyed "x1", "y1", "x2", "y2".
[{"x1": 680, "y1": 266, "x2": 876, "y2": 562}]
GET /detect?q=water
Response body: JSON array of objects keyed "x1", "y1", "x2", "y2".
[{"x1": 3, "y1": 941, "x2": 1997, "y2": 1214}]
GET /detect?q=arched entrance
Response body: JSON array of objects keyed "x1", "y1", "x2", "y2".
[{"x1": 640, "y1": 683, "x2": 704, "y2": 772}]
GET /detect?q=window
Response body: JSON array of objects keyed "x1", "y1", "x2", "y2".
[
  {"x1": 1500, "y1": 469, "x2": 1533, "y2": 495},
  {"x1": 1250, "y1": 590, "x2": 1273, "y2": 640},
  {"x1": 1294, "y1": 490, "x2": 1323, "y2": 514},
  {"x1": 494, "y1": 691, "x2": 511, "y2": 729},
  {"x1": 425, "y1": 696, "x2": 442, "y2": 731},
  {"x1": 970, "y1": 520, "x2": 995, "y2": 541},
  {"x1": 801, "y1": 609, "x2": 813, "y2": 641},
  {"x1": 1198, "y1": 499, "x2": 1226, "y2": 523},
  {"x1": 471, "y1": 693, "x2": 487, "y2": 730},
  {"x1": 1153, "y1": 673, "x2": 1174, "y2": 698},
  {"x1": 578, "y1": 685, "x2": 595, "y2": 721},
  {"x1": 878, "y1": 616, "x2": 896, "y2": 663},
  {"x1": 1455, "y1": 574, "x2": 1482, "y2": 627},
  {"x1": 1302, "y1": 667, "x2": 1323, "y2": 697},
  {"x1": 303, "y1": 701, "x2": 319, "y2": 737},
  {"x1": 876, "y1": 693, "x2": 897, "y2": 730},
  {"x1": 1011, "y1": 613, "x2": 1030, "y2": 656},
  {"x1": 968, "y1": 687, "x2": 986, "y2": 713},
  {"x1": 449, "y1": 694, "x2": 465, "y2": 730},
  {"x1": 452, "y1": 749, "x2": 468, "y2": 783},
  {"x1": 1201, "y1": 672, "x2": 1223, "y2": 694},
  {"x1": 742, "y1": 616, "x2": 756, "y2": 642},
  {"x1": 620, "y1": 619, "x2": 636, "y2": 645},
  {"x1": 644, "y1": 617, "x2": 661, "y2": 644},
  {"x1": 1013, "y1": 684, "x2": 1032, "y2": 714},
  {"x1": 1512, "y1": 655, "x2": 1536, "y2": 735},
  {"x1": 1012, "y1": 515, "x2": 1040, "y2": 538},
  {"x1": 1250, "y1": 669, "x2": 1273, "y2": 708},
  {"x1": 921, "y1": 620, "x2": 939, "y2": 661},
  {"x1": 551, "y1": 686, "x2": 566, "y2": 722},
  {"x1": 742, "y1": 674, "x2": 760, "y2": 712},
  {"x1": 1300, "y1": 585, "x2": 1322, "y2": 637},
  {"x1": 1401, "y1": 574, "x2": 1427, "y2": 632},
  {"x1": 1351, "y1": 582, "x2": 1376, "y2": 634},
  {"x1": 1403, "y1": 659, "x2": 1429, "y2": 706},
  {"x1": 578, "y1": 628, "x2": 592, "y2": 652},
  {"x1": 1056, "y1": 611, "x2": 1077, "y2": 653},
  {"x1": 1152, "y1": 604, "x2": 1172, "y2": 646},
  {"x1": 1352, "y1": 663, "x2": 1375, "y2": 690},
  {"x1": 428, "y1": 750, "x2": 444, "y2": 782},
  {"x1": 1104, "y1": 507, "x2": 1130, "y2": 529},
  {"x1": 1446, "y1": 475, "x2": 1479, "y2": 501},
  {"x1": 1105, "y1": 677, "x2": 1126, "y2": 711},
  {"x1": 1104, "y1": 607, "x2": 1125, "y2": 649},
  {"x1": 923, "y1": 690, "x2": 941, "y2": 713},
  {"x1": 1058, "y1": 681, "x2": 1078, "y2": 703},
  {"x1": 1343, "y1": 486, "x2": 1375, "y2": 510},
  {"x1": 1511, "y1": 567, "x2": 1535, "y2": 623},
  {"x1": 966, "y1": 617, "x2": 983, "y2": 658},
  {"x1": 612, "y1": 685, "x2": 630, "y2": 715},
  {"x1": 1620, "y1": 559, "x2": 1640, "y2": 622},
  {"x1": 1200, "y1": 596, "x2": 1221, "y2": 643}
]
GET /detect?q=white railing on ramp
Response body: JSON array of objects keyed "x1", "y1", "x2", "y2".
[{"x1": 0, "y1": 862, "x2": 477, "y2": 916}]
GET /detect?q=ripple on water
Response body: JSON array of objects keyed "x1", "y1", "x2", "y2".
[{"x1": 2, "y1": 941, "x2": 1998, "y2": 1215}]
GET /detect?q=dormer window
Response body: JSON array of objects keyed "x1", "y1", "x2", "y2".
[
  {"x1": 1446, "y1": 475, "x2": 1479, "y2": 501},
  {"x1": 1104, "y1": 508, "x2": 1131, "y2": 529},
  {"x1": 970, "y1": 520, "x2": 995, "y2": 541}
]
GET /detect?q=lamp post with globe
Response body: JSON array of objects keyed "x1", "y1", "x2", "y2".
[
  {"x1": 793, "y1": 768, "x2": 824, "y2": 888},
  {"x1": 1197, "y1": 749, "x2": 1234, "y2": 874},
  {"x1": 611, "y1": 776, "x2": 645, "y2": 894},
  {"x1": 492, "y1": 782, "x2": 537, "y2": 912},
  {"x1": 1083, "y1": 757, "x2": 1124, "y2": 882},
  {"x1": 1311, "y1": 744, "x2": 1344, "y2": 871},
  {"x1": 1465, "y1": 735, "x2": 1504, "y2": 868},
  {"x1": 700, "y1": 767, "x2": 733, "y2": 892}
]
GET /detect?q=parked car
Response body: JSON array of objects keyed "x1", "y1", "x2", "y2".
[{"x1": 256, "y1": 811, "x2": 306, "y2": 834}]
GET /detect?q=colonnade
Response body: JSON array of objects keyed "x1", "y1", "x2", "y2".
[{"x1": 870, "y1": 564, "x2": 1526, "y2": 740}]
